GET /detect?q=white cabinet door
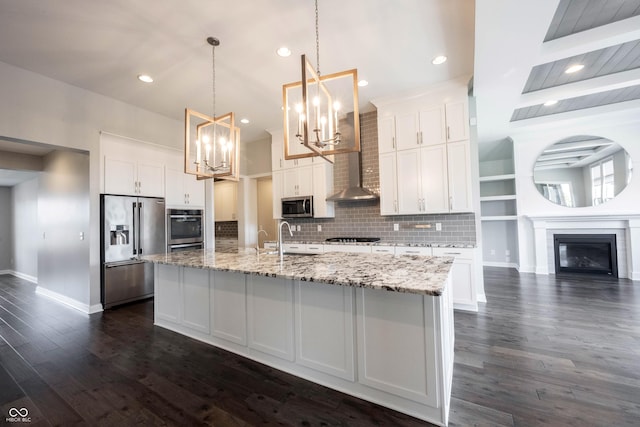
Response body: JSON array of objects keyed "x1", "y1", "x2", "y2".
[
  {"x1": 155, "y1": 264, "x2": 181, "y2": 323},
  {"x1": 419, "y1": 106, "x2": 446, "y2": 146},
  {"x1": 371, "y1": 246, "x2": 395, "y2": 254},
  {"x1": 395, "y1": 246, "x2": 432, "y2": 256},
  {"x1": 295, "y1": 281, "x2": 355, "y2": 380},
  {"x1": 323, "y1": 244, "x2": 372, "y2": 254},
  {"x1": 395, "y1": 112, "x2": 419, "y2": 151},
  {"x1": 165, "y1": 167, "x2": 187, "y2": 206},
  {"x1": 356, "y1": 288, "x2": 438, "y2": 406},
  {"x1": 185, "y1": 175, "x2": 205, "y2": 207},
  {"x1": 378, "y1": 152, "x2": 398, "y2": 215},
  {"x1": 312, "y1": 163, "x2": 335, "y2": 218},
  {"x1": 214, "y1": 181, "x2": 237, "y2": 221},
  {"x1": 104, "y1": 157, "x2": 137, "y2": 195},
  {"x1": 283, "y1": 168, "x2": 299, "y2": 197},
  {"x1": 447, "y1": 140, "x2": 473, "y2": 212},
  {"x1": 396, "y1": 149, "x2": 421, "y2": 214},
  {"x1": 377, "y1": 116, "x2": 396, "y2": 153},
  {"x1": 136, "y1": 161, "x2": 164, "y2": 197},
  {"x1": 432, "y1": 247, "x2": 477, "y2": 311},
  {"x1": 247, "y1": 275, "x2": 295, "y2": 361},
  {"x1": 297, "y1": 165, "x2": 313, "y2": 196},
  {"x1": 271, "y1": 135, "x2": 284, "y2": 171},
  {"x1": 445, "y1": 101, "x2": 469, "y2": 142},
  {"x1": 272, "y1": 171, "x2": 283, "y2": 219},
  {"x1": 211, "y1": 270, "x2": 247, "y2": 345},
  {"x1": 420, "y1": 144, "x2": 449, "y2": 213},
  {"x1": 182, "y1": 267, "x2": 210, "y2": 334}
]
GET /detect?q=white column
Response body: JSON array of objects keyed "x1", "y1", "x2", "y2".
[
  {"x1": 627, "y1": 219, "x2": 640, "y2": 281},
  {"x1": 237, "y1": 177, "x2": 258, "y2": 248},
  {"x1": 533, "y1": 220, "x2": 549, "y2": 275},
  {"x1": 204, "y1": 179, "x2": 215, "y2": 250}
]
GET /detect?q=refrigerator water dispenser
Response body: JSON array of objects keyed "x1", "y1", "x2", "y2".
[{"x1": 110, "y1": 225, "x2": 130, "y2": 245}]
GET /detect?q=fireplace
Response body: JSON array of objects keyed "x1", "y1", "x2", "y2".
[{"x1": 553, "y1": 234, "x2": 618, "y2": 277}]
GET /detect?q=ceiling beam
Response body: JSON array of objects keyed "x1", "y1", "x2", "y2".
[
  {"x1": 516, "y1": 68, "x2": 640, "y2": 108},
  {"x1": 538, "y1": 15, "x2": 640, "y2": 65}
]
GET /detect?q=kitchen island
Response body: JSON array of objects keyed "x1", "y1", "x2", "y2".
[{"x1": 143, "y1": 249, "x2": 455, "y2": 426}]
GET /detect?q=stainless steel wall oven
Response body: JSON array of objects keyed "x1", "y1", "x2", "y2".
[{"x1": 167, "y1": 208, "x2": 203, "y2": 251}]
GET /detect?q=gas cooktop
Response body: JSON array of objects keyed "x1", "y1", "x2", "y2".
[{"x1": 325, "y1": 237, "x2": 381, "y2": 243}]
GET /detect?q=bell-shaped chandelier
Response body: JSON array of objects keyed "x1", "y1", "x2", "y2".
[
  {"x1": 185, "y1": 37, "x2": 240, "y2": 180},
  {"x1": 282, "y1": 0, "x2": 360, "y2": 163}
]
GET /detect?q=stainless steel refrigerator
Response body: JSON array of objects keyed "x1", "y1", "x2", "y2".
[{"x1": 100, "y1": 195, "x2": 166, "y2": 309}]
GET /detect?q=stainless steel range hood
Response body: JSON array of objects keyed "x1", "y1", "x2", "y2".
[{"x1": 326, "y1": 151, "x2": 379, "y2": 202}]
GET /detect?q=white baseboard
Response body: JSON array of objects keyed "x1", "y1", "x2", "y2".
[
  {"x1": 483, "y1": 261, "x2": 520, "y2": 270},
  {"x1": 35, "y1": 286, "x2": 103, "y2": 315},
  {"x1": 11, "y1": 270, "x2": 38, "y2": 284},
  {"x1": 0, "y1": 269, "x2": 11, "y2": 275}
]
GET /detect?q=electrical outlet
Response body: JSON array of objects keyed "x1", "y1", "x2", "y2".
[
  {"x1": 393, "y1": 224, "x2": 399, "y2": 231},
  {"x1": 505, "y1": 249, "x2": 510, "y2": 256},
  {"x1": 435, "y1": 223, "x2": 442, "y2": 231},
  {"x1": 317, "y1": 225, "x2": 322, "y2": 232},
  {"x1": 217, "y1": 225, "x2": 221, "y2": 231},
  {"x1": 297, "y1": 225, "x2": 301, "y2": 232}
]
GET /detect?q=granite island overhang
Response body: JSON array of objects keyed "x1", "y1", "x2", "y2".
[{"x1": 143, "y1": 249, "x2": 456, "y2": 426}]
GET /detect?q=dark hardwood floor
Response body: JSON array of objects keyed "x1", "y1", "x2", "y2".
[{"x1": 0, "y1": 269, "x2": 639, "y2": 426}]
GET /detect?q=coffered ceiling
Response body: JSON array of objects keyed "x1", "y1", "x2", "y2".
[
  {"x1": 474, "y1": 0, "x2": 640, "y2": 144},
  {"x1": 0, "y1": 0, "x2": 474, "y2": 144}
]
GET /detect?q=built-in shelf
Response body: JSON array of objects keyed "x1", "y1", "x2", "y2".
[
  {"x1": 481, "y1": 215, "x2": 518, "y2": 221},
  {"x1": 479, "y1": 174, "x2": 516, "y2": 182},
  {"x1": 480, "y1": 195, "x2": 517, "y2": 202}
]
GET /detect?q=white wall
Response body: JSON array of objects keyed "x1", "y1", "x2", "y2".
[
  {"x1": 11, "y1": 178, "x2": 39, "y2": 280},
  {"x1": 0, "y1": 60, "x2": 182, "y2": 309},
  {"x1": 0, "y1": 187, "x2": 12, "y2": 271},
  {"x1": 514, "y1": 120, "x2": 640, "y2": 273}
]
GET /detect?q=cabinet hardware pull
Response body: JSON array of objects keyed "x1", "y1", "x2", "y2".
[
  {"x1": 447, "y1": 126, "x2": 450, "y2": 140},
  {"x1": 392, "y1": 136, "x2": 395, "y2": 149},
  {"x1": 444, "y1": 252, "x2": 461, "y2": 255},
  {"x1": 419, "y1": 131, "x2": 423, "y2": 145}
]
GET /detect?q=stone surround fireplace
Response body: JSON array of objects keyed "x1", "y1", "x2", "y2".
[{"x1": 528, "y1": 215, "x2": 640, "y2": 280}]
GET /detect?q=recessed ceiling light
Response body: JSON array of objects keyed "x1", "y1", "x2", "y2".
[
  {"x1": 137, "y1": 74, "x2": 153, "y2": 83},
  {"x1": 565, "y1": 64, "x2": 584, "y2": 74},
  {"x1": 432, "y1": 55, "x2": 447, "y2": 65},
  {"x1": 276, "y1": 47, "x2": 292, "y2": 57},
  {"x1": 240, "y1": 118, "x2": 250, "y2": 124},
  {"x1": 544, "y1": 100, "x2": 558, "y2": 106},
  {"x1": 358, "y1": 80, "x2": 369, "y2": 87}
]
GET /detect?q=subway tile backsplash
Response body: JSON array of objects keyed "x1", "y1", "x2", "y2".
[{"x1": 283, "y1": 110, "x2": 477, "y2": 245}]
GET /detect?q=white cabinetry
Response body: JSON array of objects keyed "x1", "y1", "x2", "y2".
[
  {"x1": 323, "y1": 244, "x2": 372, "y2": 254},
  {"x1": 283, "y1": 165, "x2": 313, "y2": 197},
  {"x1": 283, "y1": 243, "x2": 323, "y2": 254},
  {"x1": 356, "y1": 288, "x2": 438, "y2": 406},
  {"x1": 395, "y1": 246, "x2": 432, "y2": 256},
  {"x1": 432, "y1": 247, "x2": 477, "y2": 312},
  {"x1": 295, "y1": 282, "x2": 355, "y2": 380},
  {"x1": 371, "y1": 245, "x2": 396, "y2": 254},
  {"x1": 247, "y1": 275, "x2": 295, "y2": 361},
  {"x1": 165, "y1": 162, "x2": 205, "y2": 208},
  {"x1": 374, "y1": 85, "x2": 473, "y2": 216},
  {"x1": 104, "y1": 155, "x2": 164, "y2": 197},
  {"x1": 211, "y1": 270, "x2": 247, "y2": 345},
  {"x1": 214, "y1": 180, "x2": 238, "y2": 221},
  {"x1": 271, "y1": 131, "x2": 335, "y2": 218}
]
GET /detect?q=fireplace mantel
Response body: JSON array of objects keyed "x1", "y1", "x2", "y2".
[{"x1": 526, "y1": 214, "x2": 640, "y2": 280}]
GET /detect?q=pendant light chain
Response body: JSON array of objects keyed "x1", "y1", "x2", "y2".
[
  {"x1": 211, "y1": 42, "x2": 216, "y2": 122},
  {"x1": 315, "y1": 0, "x2": 320, "y2": 77}
]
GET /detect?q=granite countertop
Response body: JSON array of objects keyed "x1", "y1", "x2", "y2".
[{"x1": 143, "y1": 248, "x2": 454, "y2": 297}]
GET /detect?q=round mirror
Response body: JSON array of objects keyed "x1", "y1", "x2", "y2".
[{"x1": 533, "y1": 135, "x2": 633, "y2": 207}]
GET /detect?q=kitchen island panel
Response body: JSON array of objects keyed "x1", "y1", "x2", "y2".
[
  {"x1": 182, "y1": 267, "x2": 210, "y2": 334},
  {"x1": 295, "y1": 281, "x2": 356, "y2": 381},
  {"x1": 155, "y1": 264, "x2": 181, "y2": 323},
  {"x1": 247, "y1": 275, "x2": 295, "y2": 362},
  {"x1": 211, "y1": 270, "x2": 247, "y2": 345},
  {"x1": 357, "y1": 287, "x2": 438, "y2": 407}
]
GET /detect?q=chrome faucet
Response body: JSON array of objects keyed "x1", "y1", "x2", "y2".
[
  {"x1": 278, "y1": 220, "x2": 293, "y2": 262},
  {"x1": 256, "y1": 229, "x2": 268, "y2": 252}
]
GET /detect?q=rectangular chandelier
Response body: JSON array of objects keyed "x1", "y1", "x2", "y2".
[
  {"x1": 282, "y1": 55, "x2": 360, "y2": 163},
  {"x1": 184, "y1": 108, "x2": 239, "y2": 181}
]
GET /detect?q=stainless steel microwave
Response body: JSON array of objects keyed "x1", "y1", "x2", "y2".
[{"x1": 281, "y1": 196, "x2": 313, "y2": 218}]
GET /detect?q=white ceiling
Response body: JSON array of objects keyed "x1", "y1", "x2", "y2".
[
  {"x1": 0, "y1": 0, "x2": 475, "y2": 144},
  {"x1": 474, "y1": 0, "x2": 640, "y2": 145}
]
